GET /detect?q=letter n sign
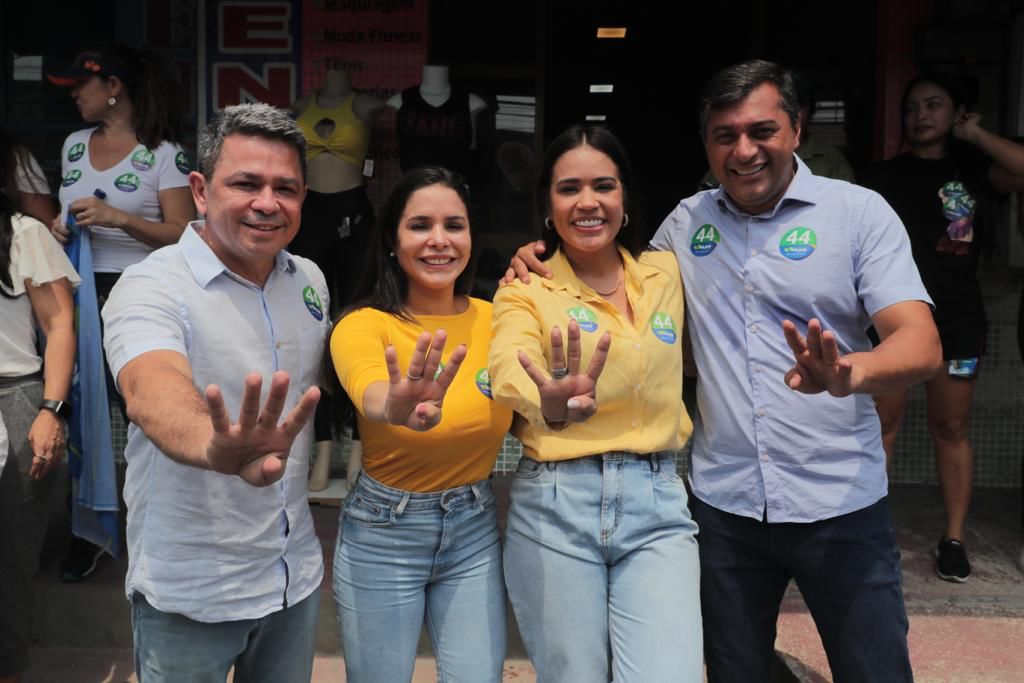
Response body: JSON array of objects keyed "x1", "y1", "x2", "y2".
[{"x1": 214, "y1": 63, "x2": 295, "y2": 109}]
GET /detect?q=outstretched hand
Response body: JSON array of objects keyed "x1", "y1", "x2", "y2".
[
  {"x1": 204, "y1": 371, "x2": 320, "y2": 486},
  {"x1": 782, "y1": 318, "x2": 863, "y2": 397},
  {"x1": 383, "y1": 329, "x2": 466, "y2": 431},
  {"x1": 518, "y1": 319, "x2": 612, "y2": 425},
  {"x1": 503, "y1": 240, "x2": 551, "y2": 285}
]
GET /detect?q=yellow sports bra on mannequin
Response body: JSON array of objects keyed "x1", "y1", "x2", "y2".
[{"x1": 296, "y1": 95, "x2": 371, "y2": 167}]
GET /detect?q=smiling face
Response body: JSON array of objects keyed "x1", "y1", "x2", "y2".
[
  {"x1": 395, "y1": 184, "x2": 472, "y2": 298},
  {"x1": 548, "y1": 145, "x2": 625, "y2": 258},
  {"x1": 903, "y1": 81, "x2": 962, "y2": 150},
  {"x1": 704, "y1": 82, "x2": 800, "y2": 215},
  {"x1": 189, "y1": 133, "x2": 305, "y2": 285}
]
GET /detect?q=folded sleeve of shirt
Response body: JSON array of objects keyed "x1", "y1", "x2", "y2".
[
  {"x1": 853, "y1": 190, "x2": 934, "y2": 317},
  {"x1": 489, "y1": 281, "x2": 549, "y2": 428},
  {"x1": 102, "y1": 259, "x2": 189, "y2": 390}
]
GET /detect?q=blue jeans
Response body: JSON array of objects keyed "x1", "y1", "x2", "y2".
[
  {"x1": 504, "y1": 452, "x2": 703, "y2": 683},
  {"x1": 692, "y1": 496, "x2": 913, "y2": 683},
  {"x1": 333, "y1": 471, "x2": 506, "y2": 683},
  {"x1": 131, "y1": 589, "x2": 318, "y2": 683}
]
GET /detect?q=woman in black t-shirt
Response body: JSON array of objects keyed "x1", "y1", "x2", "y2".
[{"x1": 865, "y1": 72, "x2": 1024, "y2": 584}]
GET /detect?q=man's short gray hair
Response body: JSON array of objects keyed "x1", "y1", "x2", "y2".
[{"x1": 198, "y1": 103, "x2": 307, "y2": 180}]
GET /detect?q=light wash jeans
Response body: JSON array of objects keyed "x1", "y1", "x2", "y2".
[
  {"x1": 333, "y1": 471, "x2": 506, "y2": 683},
  {"x1": 504, "y1": 452, "x2": 703, "y2": 683},
  {"x1": 131, "y1": 589, "x2": 318, "y2": 683}
]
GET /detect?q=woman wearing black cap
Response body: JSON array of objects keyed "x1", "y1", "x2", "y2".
[{"x1": 46, "y1": 44, "x2": 195, "y2": 581}]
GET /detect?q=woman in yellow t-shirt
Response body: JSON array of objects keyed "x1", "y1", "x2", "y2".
[
  {"x1": 489, "y1": 125, "x2": 702, "y2": 681},
  {"x1": 327, "y1": 166, "x2": 512, "y2": 683}
]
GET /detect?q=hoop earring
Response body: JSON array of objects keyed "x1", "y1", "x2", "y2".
[
  {"x1": 622, "y1": 213, "x2": 630, "y2": 228},
  {"x1": 107, "y1": 96, "x2": 117, "y2": 107},
  {"x1": 544, "y1": 217, "x2": 555, "y2": 231}
]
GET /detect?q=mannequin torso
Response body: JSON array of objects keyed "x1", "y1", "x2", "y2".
[
  {"x1": 293, "y1": 69, "x2": 384, "y2": 193},
  {"x1": 389, "y1": 65, "x2": 486, "y2": 177}
]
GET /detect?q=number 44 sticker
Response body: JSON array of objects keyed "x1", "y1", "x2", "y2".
[{"x1": 778, "y1": 227, "x2": 817, "y2": 260}]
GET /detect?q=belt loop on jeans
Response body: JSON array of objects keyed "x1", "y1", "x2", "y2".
[
  {"x1": 650, "y1": 455, "x2": 660, "y2": 473},
  {"x1": 470, "y1": 482, "x2": 484, "y2": 509},
  {"x1": 394, "y1": 492, "x2": 411, "y2": 516}
]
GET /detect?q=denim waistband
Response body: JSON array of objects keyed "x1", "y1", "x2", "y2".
[
  {"x1": 0, "y1": 372, "x2": 43, "y2": 390},
  {"x1": 527, "y1": 450, "x2": 676, "y2": 472},
  {"x1": 352, "y1": 470, "x2": 493, "y2": 515}
]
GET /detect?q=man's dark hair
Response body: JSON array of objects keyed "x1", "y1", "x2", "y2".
[
  {"x1": 699, "y1": 59, "x2": 801, "y2": 139},
  {"x1": 198, "y1": 103, "x2": 307, "y2": 181}
]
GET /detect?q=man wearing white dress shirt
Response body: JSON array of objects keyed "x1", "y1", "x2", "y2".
[{"x1": 102, "y1": 103, "x2": 329, "y2": 683}]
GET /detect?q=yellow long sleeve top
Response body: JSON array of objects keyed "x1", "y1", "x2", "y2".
[
  {"x1": 330, "y1": 298, "x2": 512, "y2": 491},
  {"x1": 489, "y1": 247, "x2": 692, "y2": 461}
]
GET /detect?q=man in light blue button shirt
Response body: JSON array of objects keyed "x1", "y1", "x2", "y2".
[
  {"x1": 510, "y1": 60, "x2": 942, "y2": 682},
  {"x1": 103, "y1": 104, "x2": 329, "y2": 683},
  {"x1": 652, "y1": 61, "x2": 941, "y2": 682}
]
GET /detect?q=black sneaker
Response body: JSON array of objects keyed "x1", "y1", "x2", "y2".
[
  {"x1": 59, "y1": 537, "x2": 106, "y2": 583},
  {"x1": 934, "y1": 538, "x2": 971, "y2": 583}
]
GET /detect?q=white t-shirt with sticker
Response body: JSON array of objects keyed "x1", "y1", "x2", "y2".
[{"x1": 57, "y1": 127, "x2": 190, "y2": 273}]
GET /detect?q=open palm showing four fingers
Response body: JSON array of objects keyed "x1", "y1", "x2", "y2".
[
  {"x1": 383, "y1": 329, "x2": 467, "y2": 431},
  {"x1": 204, "y1": 370, "x2": 321, "y2": 487},
  {"x1": 518, "y1": 319, "x2": 612, "y2": 425}
]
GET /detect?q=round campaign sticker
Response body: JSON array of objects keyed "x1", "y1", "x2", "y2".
[
  {"x1": 779, "y1": 227, "x2": 817, "y2": 260},
  {"x1": 114, "y1": 173, "x2": 140, "y2": 193},
  {"x1": 131, "y1": 148, "x2": 155, "y2": 171},
  {"x1": 566, "y1": 306, "x2": 599, "y2": 332},
  {"x1": 475, "y1": 368, "x2": 493, "y2": 399},
  {"x1": 302, "y1": 286, "x2": 323, "y2": 321},
  {"x1": 649, "y1": 312, "x2": 677, "y2": 344},
  {"x1": 690, "y1": 223, "x2": 720, "y2": 257},
  {"x1": 175, "y1": 151, "x2": 191, "y2": 174},
  {"x1": 67, "y1": 143, "x2": 85, "y2": 162},
  {"x1": 62, "y1": 169, "x2": 82, "y2": 187}
]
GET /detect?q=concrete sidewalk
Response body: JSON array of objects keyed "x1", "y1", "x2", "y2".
[{"x1": 22, "y1": 483, "x2": 1024, "y2": 682}]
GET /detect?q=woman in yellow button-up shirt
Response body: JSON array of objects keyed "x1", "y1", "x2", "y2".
[{"x1": 489, "y1": 124, "x2": 703, "y2": 682}]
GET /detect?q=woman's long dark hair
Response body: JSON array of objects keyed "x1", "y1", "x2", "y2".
[
  {"x1": 96, "y1": 44, "x2": 185, "y2": 149},
  {"x1": 1, "y1": 127, "x2": 25, "y2": 298},
  {"x1": 535, "y1": 123, "x2": 645, "y2": 259},
  {"x1": 320, "y1": 165, "x2": 477, "y2": 430}
]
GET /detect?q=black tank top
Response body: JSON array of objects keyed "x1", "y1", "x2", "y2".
[{"x1": 395, "y1": 87, "x2": 473, "y2": 177}]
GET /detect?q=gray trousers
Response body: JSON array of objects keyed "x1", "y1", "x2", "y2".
[{"x1": 0, "y1": 376, "x2": 57, "y2": 677}]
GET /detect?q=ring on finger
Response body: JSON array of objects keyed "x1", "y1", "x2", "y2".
[
  {"x1": 406, "y1": 371, "x2": 424, "y2": 381},
  {"x1": 551, "y1": 366, "x2": 569, "y2": 379}
]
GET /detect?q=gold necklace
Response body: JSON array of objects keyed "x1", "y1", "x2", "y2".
[{"x1": 589, "y1": 267, "x2": 623, "y2": 297}]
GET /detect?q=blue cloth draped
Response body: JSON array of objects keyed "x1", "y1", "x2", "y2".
[{"x1": 65, "y1": 222, "x2": 120, "y2": 557}]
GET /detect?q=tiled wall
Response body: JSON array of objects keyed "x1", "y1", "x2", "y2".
[{"x1": 110, "y1": 269, "x2": 1024, "y2": 488}]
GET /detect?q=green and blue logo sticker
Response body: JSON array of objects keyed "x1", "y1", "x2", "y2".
[
  {"x1": 114, "y1": 173, "x2": 140, "y2": 193},
  {"x1": 67, "y1": 143, "x2": 85, "y2": 162},
  {"x1": 566, "y1": 306, "x2": 599, "y2": 332},
  {"x1": 649, "y1": 312, "x2": 677, "y2": 344},
  {"x1": 302, "y1": 286, "x2": 323, "y2": 321},
  {"x1": 690, "y1": 223, "x2": 720, "y2": 257},
  {"x1": 779, "y1": 227, "x2": 817, "y2": 261},
  {"x1": 61, "y1": 169, "x2": 82, "y2": 187},
  {"x1": 131, "y1": 148, "x2": 155, "y2": 171},
  {"x1": 475, "y1": 368, "x2": 493, "y2": 398},
  {"x1": 175, "y1": 151, "x2": 191, "y2": 174}
]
